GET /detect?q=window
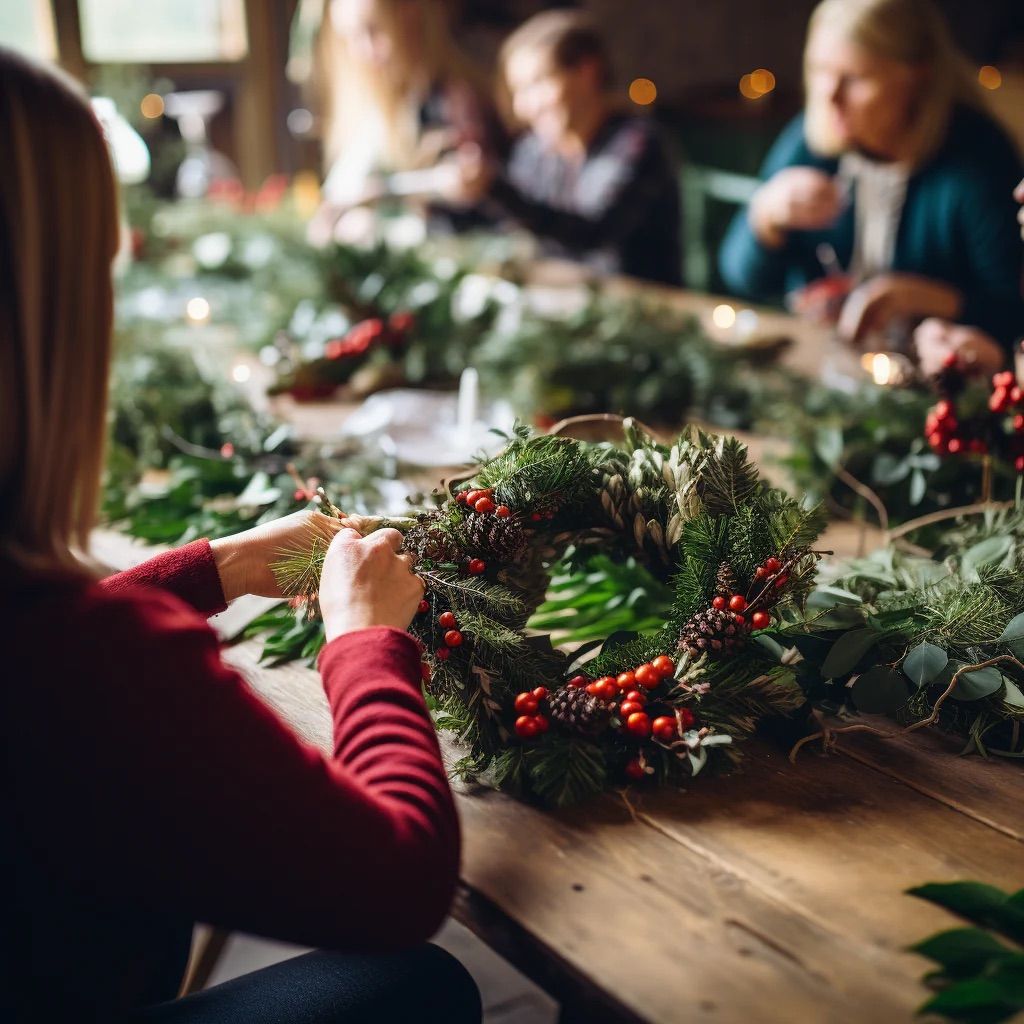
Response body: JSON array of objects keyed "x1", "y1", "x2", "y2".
[
  {"x1": 0, "y1": 0, "x2": 58, "y2": 61},
  {"x1": 78, "y1": 0, "x2": 248, "y2": 63}
]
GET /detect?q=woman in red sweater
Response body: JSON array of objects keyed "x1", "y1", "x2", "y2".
[{"x1": 0, "y1": 47, "x2": 479, "y2": 1024}]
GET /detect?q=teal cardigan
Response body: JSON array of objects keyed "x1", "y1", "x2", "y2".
[{"x1": 719, "y1": 107, "x2": 1024, "y2": 348}]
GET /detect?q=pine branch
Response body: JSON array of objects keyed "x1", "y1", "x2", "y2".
[{"x1": 697, "y1": 435, "x2": 761, "y2": 515}]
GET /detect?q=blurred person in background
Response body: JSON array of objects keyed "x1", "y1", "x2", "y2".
[
  {"x1": 719, "y1": 0, "x2": 1023, "y2": 372},
  {"x1": 305, "y1": 0, "x2": 503, "y2": 244},
  {"x1": 444, "y1": 8, "x2": 683, "y2": 286}
]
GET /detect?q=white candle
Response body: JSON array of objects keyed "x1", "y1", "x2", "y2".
[{"x1": 456, "y1": 367, "x2": 479, "y2": 439}]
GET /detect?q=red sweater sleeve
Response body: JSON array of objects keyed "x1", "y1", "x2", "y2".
[
  {"x1": 100, "y1": 539, "x2": 226, "y2": 617},
  {"x1": 11, "y1": 587, "x2": 459, "y2": 951}
]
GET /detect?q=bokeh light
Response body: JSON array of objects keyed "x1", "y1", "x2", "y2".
[
  {"x1": 739, "y1": 74, "x2": 760, "y2": 100},
  {"x1": 140, "y1": 93, "x2": 165, "y2": 119},
  {"x1": 185, "y1": 296, "x2": 211, "y2": 324},
  {"x1": 712, "y1": 304, "x2": 737, "y2": 329},
  {"x1": 749, "y1": 69, "x2": 776, "y2": 95},
  {"x1": 978, "y1": 65, "x2": 1002, "y2": 90},
  {"x1": 629, "y1": 78, "x2": 657, "y2": 105}
]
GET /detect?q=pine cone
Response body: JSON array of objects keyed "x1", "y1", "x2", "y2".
[
  {"x1": 677, "y1": 606, "x2": 746, "y2": 658},
  {"x1": 464, "y1": 514, "x2": 528, "y2": 563},
  {"x1": 716, "y1": 562, "x2": 737, "y2": 596},
  {"x1": 403, "y1": 516, "x2": 460, "y2": 564},
  {"x1": 548, "y1": 686, "x2": 612, "y2": 736}
]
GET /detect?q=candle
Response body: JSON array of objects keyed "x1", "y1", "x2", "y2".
[{"x1": 456, "y1": 367, "x2": 479, "y2": 439}]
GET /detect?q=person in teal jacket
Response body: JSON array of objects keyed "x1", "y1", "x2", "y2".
[{"x1": 719, "y1": 0, "x2": 1024, "y2": 371}]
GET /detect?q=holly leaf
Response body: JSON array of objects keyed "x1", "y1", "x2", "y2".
[
  {"x1": 903, "y1": 642, "x2": 948, "y2": 689},
  {"x1": 851, "y1": 666, "x2": 910, "y2": 714},
  {"x1": 821, "y1": 627, "x2": 879, "y2": 679}
]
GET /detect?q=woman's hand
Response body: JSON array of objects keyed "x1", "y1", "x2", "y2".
[
  {"x1": 318, "y1": 527, "x2": 425, "y2": 641},
  {"x1": 749, "y1": 167, "x2": 845, "y2": 248},
  {"x1": 434, "y1": 143, "x2": 494, "y2": 206},
  {"x1": 838, "y1": 273, "x2": 963, "y2": 344},
  {"x1": 210, "y1": 510, "x2": 347, "y2": 603},
  {"x1": 914, "y1": 318, "x2": 1005, "y2": 377}
]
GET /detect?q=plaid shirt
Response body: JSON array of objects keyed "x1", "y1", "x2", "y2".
[{"x1": 489, "y1": 112, "x2": 682, "y2": 285}]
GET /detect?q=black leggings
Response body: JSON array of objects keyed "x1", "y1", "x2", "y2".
[{"x1": 129, "y1": 945, "x2": 482, "y2": 1024}]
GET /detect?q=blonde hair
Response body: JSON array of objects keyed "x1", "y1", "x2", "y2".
[
  {"x1": 804, "y1": 0, "x2": 981, "y2": 165},
  {"x1": 315, "y1": 0, "x2": 482, "y2": 171},
  {"x1": 0, "y1": 47, "x2": 120, "y2": 575},
  {"x1": 498, "y1": 9, "x2": 612, "y2": 130}
]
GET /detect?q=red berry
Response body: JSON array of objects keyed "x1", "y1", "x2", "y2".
[
  {"x1": 438, "y1": 610, "x2": 457, "y2": 629},
  {"x1": 294, "y1": 489, "x2": 307, "y2": 501},
  {"x1": 928, "y1": 432, "x2": 944, "y2": 449},
  {"x1": 421, "y1": 662, "x2": 431, "y2": 682},
  {"x1": 598, "y1": 679, "x2": 619, "y2": 700},
  {"x1": 468, "y1": 559, "x2": 486, "y2": 574},
  {"x1": 1012, "y1": 387, "x2": 1023, "y2": 404},
  {"x1": 728, "y1": 595, "x2": 747, "y2": 612},
  {"x1": 678, "y1": 708, "x2": 696, "y2": 730},
  {"x1": 530, "y1": 512, "x2": 542, "y2": 522},
  {"x1": 754, "y1": 566, "x2": 766, "y2": 579},
  {"x1": 625, "y1": 712, "x2": 651, "y2": 737},
  {"x1": 514, "y1": 693, "x2": 539, "y2": 714},
  {"x1": 652, "y1": 716, "x2": 676, "y2": 742},
  {"x1": 634, "y1": 663, "x2": 660, "y2": 689},
  {"x1": 624, "y1": 758, "x2": 645, "y2": 781},
  {"x1": 941, "y1": 352, "x2": 958, "y2": 369},
  {"x1": 220, "y1": 443, "x2": 234, "y2": 458},
  {"x1": 1016, "y1": 456, "x2": 1024, "y2": 473},
  {"x1": 995, "y1": 371, "x2": 1015, "y2": 387},
  {"x1": 620, "y1": 700, "x2": 645, "y2": 717},
  {"x1": 1014, "y1": 415, "x2": 1024, "y2": 432},
  {"x1": 947, "y1": 438, "x2": 963, "y2": 454},
  {"x1": 455, "y1": 491, "x2": 468, "y2": 505},
  {"x1": 734, "y1": 614, "x2": 746, "y2": 626},
  {"x1": 464, "y1": 490, "x2": 483, "y2": 506},
  {"x1": 935, "y1": 400, "x2": 952, "y2": 420},
  {"x1": 651, "y1": 655, "x2": 675, "y2": 678},
  {"x1": 495, "y1": 505, "x2": 511, "y2": 518},
  {"x1": 765, "y1": 557, "x2": 782, "y2": 573},
  {"x1": 712, "y1": 596, "x2": 727, "y2": 610},
  {"x1": 616, "y1": 671, "x2": 636, "y2": 690},
  {"x1": 444, "y1": 629, "x2": 463, "y2": 647},
  {"x1": 990, "y1": 389, "x2": 1009, "y2": 413},
  {"x1": 532, "y1": 687, "x2": 548, "y2": 700},
  {"x1": 751, "y1": 611, "x2": 771, "y2": 630},
  {"x1": 515, "y1": 716, "x2": 539, "y2": 739},
  {"x1": 567, "y1": 675, "x2": 588, "y2": 689},
  {"x1": 775, "y1": 575, "x2": 789, "y2": 589},
  {"x1": 624, "y1": 690, "x2": 647, "y2": 705},
  {"x1": 534, "y1": 714, "x2": 549, "y2": 734},
  {"x1": 417, "y1": 599, "x2": 430, "y2": 614},
  {"x1": 435, "y1": 647, "x2": 450, "y2": 661},
  {"x1": 474, "y1": 497, "x2": 496, "y2": 514}
]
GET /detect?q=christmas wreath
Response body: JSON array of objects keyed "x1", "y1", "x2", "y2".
[{"x1": 276, "y1": 421, "x2": 828, "y2": 805}]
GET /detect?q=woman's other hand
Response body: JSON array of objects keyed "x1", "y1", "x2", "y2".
[
  {"x1": 838, "y1": 272, "x2": 962, "y2": 344},
  {"x1": 749, "y1": 167, "x2": 845, "y2": 248},
  {"x1": 914, "y1": 318, "x2": 1004, "y2": 377},
  {"x1": 210, "y1": 510, "x2": 347, "y2": 603},
  {"x1": 318, "y1": 527, "x2": 424, "y2": 641}
]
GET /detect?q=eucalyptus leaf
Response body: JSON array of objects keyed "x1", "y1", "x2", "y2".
[
  {"x1": 821, "y1": 627, "x2": 879, "y2": 679},
  {"x1": 960, "y1": 536, "x2": 1014, "y2": 580},
  {"x1": 814, "y1": 424, "x2": 843, "y2": 467},
  {"x1": 909, "y1": 468, "x2": 926, "y2": 506},
  {"x1": 851, "y1": 666, "x2": 910, "y2": 714},
  {"x1": 952, "y1": 667, "x2": 1005, "y2": 702},
  {"x1": 996, "y1": 612, "x2": 1024, "y2": 645},
  {"x1": 903, "y1": 642, "x2": 948, "y2": 689}
]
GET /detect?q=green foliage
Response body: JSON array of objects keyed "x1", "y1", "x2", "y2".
[{"x1": 908, "y1": 881, "x2": 1024, "y2": 1023}]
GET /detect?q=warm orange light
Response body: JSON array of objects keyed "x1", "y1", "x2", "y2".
[
  {"x1": 629, "y1": 77, "x2": 657, "y2": 105},
  {"x1": 140, "y1": 92, "x2": 165, "y2": 118},
  {"x1": 978, "y1": 65, "x2": 1002, "y2": 90},
  {"x1": 750, "y1": 68, "x2": 776, "y2": 95},
  {"x1": 739, "y1": 74, "x2": 761, "y2": 100}
]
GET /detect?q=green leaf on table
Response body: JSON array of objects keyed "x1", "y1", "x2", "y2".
[
  {"x1": 911, "y1": 927, "x2": 1016, "y2": 978},
  {"x1": 821, "y1": 627, "x2": 879, "y2": 678},
  {"x1": 952, "y1": 667, "x2": 1005, "y2": 702},
  {"x1": 903, "y1": 642, "x2": 948, "y2": 689},
  {"x1": 920, "y1": 978, "x2": 1017, "y2": 1018},
  {"x1": 996, "y1": 611, "x2": 1024, "y2": 645},
  {"x1": 909, "y1": 883, "x2": 1024, "y2": 943},
  {"x1": 851, "y1": 666, "x2": 910, "y2": 714}
]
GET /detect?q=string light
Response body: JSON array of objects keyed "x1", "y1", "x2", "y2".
[
  {"x1": 140, "y1": 93, "x2": 165, "y2": 118},
  {"x1": 712, "y1": 304, "x2": 737, "y2": 329},
  {"x1": 628, "y1": 78, "x2": 657, "y2": 106},
  {"x1": 185, "y1": 296, "x2": 211, "y2": 324},
  {"x1": 978, "y1": 65, "x2": 1002, "y2": 90}
]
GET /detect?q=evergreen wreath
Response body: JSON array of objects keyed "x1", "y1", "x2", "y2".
[{"x1": 274, "y1": 420, "x2": 829, "y2": 805}]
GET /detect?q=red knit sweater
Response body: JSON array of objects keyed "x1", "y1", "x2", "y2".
[{"x1": 1, "y1": 540, "x2": 459, "y2": 1017}]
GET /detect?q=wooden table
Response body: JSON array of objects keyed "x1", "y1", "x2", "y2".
[{"x1": 94, "y1": 530, "x2": 1021, "y2": 1024}]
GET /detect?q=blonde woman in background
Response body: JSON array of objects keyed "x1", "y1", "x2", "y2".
[
  {"x1": 306, "y1": 0, "x2": 502, "y2": 244},
  {"x1": 0, "y1": 45, "x2": 479, "y2": 1024},
  {"x1": 719, "y1": 0, "x2": 1023, "y2": 370}
]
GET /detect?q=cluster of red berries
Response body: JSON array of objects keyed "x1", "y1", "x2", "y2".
[
  {"x1": 415, "y1": 603, "x2": 465, "y2": 671},
  {"x1": 324, "y1": 311, "x2": 414, "y2": 361},
  {"x1": 513, "y1": 687, "x2": 550, "y2": 738},
  {"x1": 456, "y1": 486, "x2": 511, "y2": 518}
]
